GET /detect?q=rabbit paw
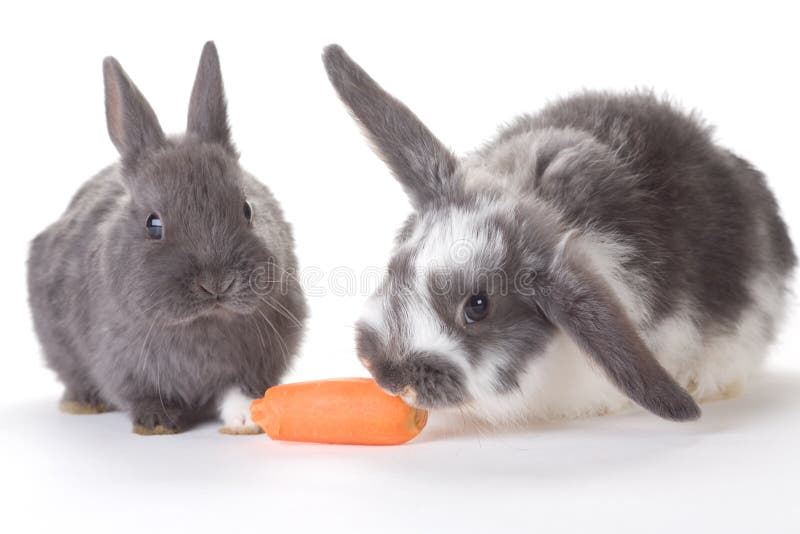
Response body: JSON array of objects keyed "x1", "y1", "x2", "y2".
[
  {"x1": 219, "y1": 388, "x2": 262, "y2": 435},
  {"x1": 60, "y1": 388, "x2": 113, "y2": 414},
  {"x1": 59, "y1": 400, "x2": 113, "y2": 415},
  {"x1": 698, "y1": 380, "x2": 745, "y2": 404},
  {"x1": 132, "y1": 423, "x2": 181, "y2": 436},
  {"x1": 131, "y1": 406, "x2": 184, "y2": 435}
]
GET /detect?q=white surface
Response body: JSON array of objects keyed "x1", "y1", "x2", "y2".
[
  {"x1": 2, "y1": 1, "x2": 799, "y2": 533},
  {"x1": 4, "y1": 369, "x2": 800, "y2": 533}
]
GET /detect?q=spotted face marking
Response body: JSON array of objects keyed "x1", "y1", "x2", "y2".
[{"x1": 355, "y1": 198, "x2": 556, "y2": 410}]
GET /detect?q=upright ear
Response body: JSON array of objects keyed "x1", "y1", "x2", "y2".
[
  {"x1": 534, "y1": 241, "x2": 701, "y2": 421},
  {"x1": 187, "y1": 41, "x2": 235, "y2": 154},
  {"x1": 103, "y1": 57, "x2": 165, "y2": 160},
  {"x1": 322, "y1": 44, "x2": 458, "y2": 209}
]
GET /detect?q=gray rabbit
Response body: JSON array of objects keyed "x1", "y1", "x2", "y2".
[
  {"x1": 27, "y1": 42, "x2": 306, "y2": 434},
  {"x1": 323, "y1": 45, "x2": 795, "y2": 423}
]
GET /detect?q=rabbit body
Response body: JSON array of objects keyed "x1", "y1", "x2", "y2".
[
  {"x1": 324, "y1": 46, "x2": 795, "y2": 423},
  {"x1": 28, "y1": 43, "x2": 306, "y2": 433}
]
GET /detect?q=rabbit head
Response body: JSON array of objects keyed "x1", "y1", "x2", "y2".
[
  {"x1": 323, "y1": 45, "x2": 699, "y2": 422},
  {"x1": 101, "y1": 42, "x2": 283, "y2": 325}
]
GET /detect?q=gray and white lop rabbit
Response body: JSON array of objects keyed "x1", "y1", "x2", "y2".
[
  {"x1": 323, "y1": 45, "x2": 795, "y2": 423},
  {"x1": 28, "y1": 42, "x2": 306, "y2": 434}
]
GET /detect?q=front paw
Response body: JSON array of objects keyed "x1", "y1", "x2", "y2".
[
  {"x1": 219, "y1": 388, "x2": 262, "y2": 435},
  {"x1": 60, "y1": 400, "x2": 113, "y2": 415},
  {"x1": 60, "y1": 388, "x2": 113, "y2": 415},
  {"x1": 132, "y1": 407, "x2": 184, "y2": 435}
]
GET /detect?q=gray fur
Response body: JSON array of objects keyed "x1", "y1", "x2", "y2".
[
  {"x1": 187, "y1": 41, "x2": 236, "y2": 155},
  {"x1": 322, "y1": 45, "x2": 458, "y2": 209},
  {"x1": 28, "y1": 42, "x2": 306, "y2": 432},
  {"x1": 103, "y1": 56, "x2": 165, "y2": 162},
  {"x1": 493, "y1": 94, "x2": 795, "y2": 327},
  {"x1": 324, "y1": 45, "x2": 795, "y2": 421}
]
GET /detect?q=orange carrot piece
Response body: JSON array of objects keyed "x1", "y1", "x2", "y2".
[{"x1": 250, "y1": 378, "x2": 428, "y2": 445}]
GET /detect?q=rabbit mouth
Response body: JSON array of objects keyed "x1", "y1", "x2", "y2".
[
  {"x1": 365, "y1": 373, "x2": 471, "y2": 410},
  {"x1": 208, "y1": 300, "x2": 234, "y2": 313},
  {"x1": 170, "y1": 298, "x2": 249, "y2": 324},
  {"x1": 204, "y1": 298, "x2": 251, "y2": 317},
  {"x1": 395, "y1": 391, "x2": 469, "y2": 411}
]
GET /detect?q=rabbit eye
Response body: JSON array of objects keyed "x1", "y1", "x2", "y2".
[
  {"x1": 243, "y1": 201, "x2": 253, "y2": 223},
  {"x1": 464, "y1": 293, "x2": 490, "y2": 324},
  {"x1": 146, "y1": 213, "x2": 163, "y2": 240}
]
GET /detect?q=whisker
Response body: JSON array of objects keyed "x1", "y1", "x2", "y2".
[
  {"x1": 157, "y1": 323, "x2": 178, "y2": 426},
  {"x1": 257, "y1": 296, "x2": 304, "y2": 330},
  {"x1": 255, "y1": 308, "x2": 290, "y2": 369},
  {"x1": 138, "y1": 319, "x2": 158, "y2": 375},
  {"x1": 249, "y1": 315, "x2": 268, "y2": 355},
  {"x1": 263, "y1": 295, "x2": 305, "y2": 329},
  {"x1": 141, "y1": 294, "x2": 172, "y2": 315},
  {"x1": 138, "y1": 286, "x2": 162, "y2": 309}
]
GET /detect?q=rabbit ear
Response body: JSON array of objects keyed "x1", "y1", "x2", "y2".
[
  {"x1": 322, "y1": 45, "x2": 458, "y2": 209},
  {"x1": 103, "y1": 57, "x2": 165, "y2": 159},
  {"x1": 187, "y1": 41, "x2": 235, "y2": 154},
  {"x1": 534, "y1": 240, "x2": 701, "y2": 421}
]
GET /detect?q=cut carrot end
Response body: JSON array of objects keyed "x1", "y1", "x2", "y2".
[{"x1": 413, "y1": 407, "x2": 428, "y2": 432}]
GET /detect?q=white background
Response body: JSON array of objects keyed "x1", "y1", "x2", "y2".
[{"x1": 2, "y1": 1, "x2": 799, "y2": 533}]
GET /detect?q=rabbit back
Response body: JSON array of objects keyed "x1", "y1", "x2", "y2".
[
  {"x1": 28, "y1": 167, "x2": 124, "y2": 405},
  {"x1": 478, "y1": 92, "x2": 793, "y2": 322}
]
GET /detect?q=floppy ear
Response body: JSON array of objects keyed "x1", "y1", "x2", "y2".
[
  {"x1": 187, "y1": 41, "x2": 235, "y2": 154},
  {"x1": 103, "y1": 57, "x2": 165, "y2": 160},
  {"x1": 534, "y1": 242, "x2": 701, "y2": 421},
  {"x1": 322, "y1": 44, "x2": 458, "y2": 209}
]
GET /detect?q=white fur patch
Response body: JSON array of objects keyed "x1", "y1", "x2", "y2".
[
  {"x1": 358, "y1": 294, "x2": 389, "y2": 340},
  {"x1": 363, "y1": 202, "x2": 511, "y2": 371},
  {"x1": 405, "y1": 292, "x2": 472, "y2": 376},
  {"x1": 411, "y1": 206, "x2": 507, "y2": 272},
  {"x1": 684, "y1": 272, "x2": 787, "y2": 401},
  {"x1": 465, "y1": 332, "x2": 629, "y2": 424},
  {"x1": 643, "y1": 308, "x2": 702, "y2": 382},
  {"x1": 572, "y1": 229, "x2": 653, "y2": 327},
  {"x1": 219, "y1": 387, "x2": 259, "y2": 433}
]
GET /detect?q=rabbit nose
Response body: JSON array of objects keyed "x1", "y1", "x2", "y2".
[{"x1": 198, "y1": 274, "x2": 235, "y2": 296}]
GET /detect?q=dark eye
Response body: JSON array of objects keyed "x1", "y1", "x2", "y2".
[
  {"x1": 146, "y1": 213, "x2": 163, "y2": 240},
  {"x1": 243, "y1": 201, "x2": 253, "y2": 223},
  {"x1": 464, "y1": 293, "x2": 490, "y2": 324}
]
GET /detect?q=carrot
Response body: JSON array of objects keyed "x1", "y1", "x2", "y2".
[{"x1": 250, "y1": 378, "x2": 428, "y2": 445}]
